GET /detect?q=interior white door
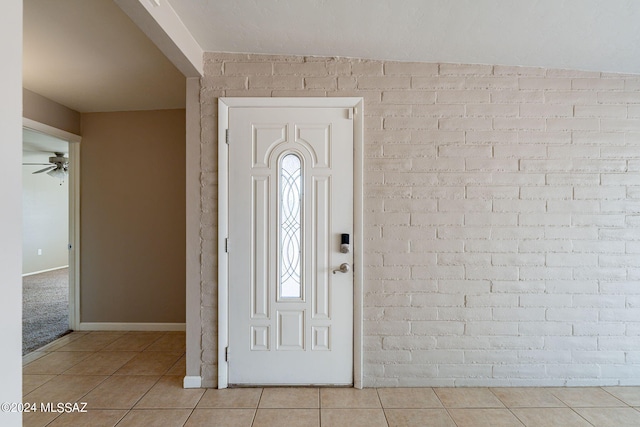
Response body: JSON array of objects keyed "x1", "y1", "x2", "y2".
[{"x1": 228, "y1": 107, "x2": 354, "y2": 385}]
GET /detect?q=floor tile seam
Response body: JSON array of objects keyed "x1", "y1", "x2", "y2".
[
  {"x1": 69, "y1": 374, "x2": 112, "y2": 405},
  {"x1": 180, "y1": 407, "x2": 196, "y2": 427},
  {"x1": 59, "y1": 352, "x2": 141, "y2": 376},
  {"x1": 157, "y1": 354, "x2": 182, "y2": 377},
  {"x1": 320, "y1": 407, "x2": 385, "y2": 410},
  {"x1": 137, "y1": 332, "x2": 166, "y2": 352},
  {"x1": 41, "y1": 411, "x2": 63, "y2": 427},
  {"x1": 429, "y1": 387, "x2": 449, "y2": 410},
  {"x1": 186, "y1": 382, "x2": 210, "y2": 411},
  {"x1": 142, "y1": 347, "x2": 187, "y2": 353},
  {"x1": 382, "y1": 407, "x2": 462, "y2": 427},
  {"x1": 440, "y1": 404, "x2": 509, "y2": 409},
  {"x1": 542, "y1": 390, "x2": 579, "y2": 409},
  {"x1": 24, "y1": 373, "x2": 112, "y2": 410},
  {"x1": 27, "y1": 332, "x2": 87, "y2": 357},
  {"x1": 458, "y1": 407, "x2": 540, "y2": 427},
  {"x1": 73, "y1": 332, "x2": 125, "y2": 352},
  {"x1": 509, "y1": 406, "x2": 598, "y2": 427},
  {"x1": 38, "y1": 343, "x2": 63, "y2": 353},
  {"x1": 111, "y1": 351, "x2": 142, "y2": 375},
  {"x1": 119, "y1": 407, "x2": 193, "y2": 411},
  {"x1": 374, "y1": 387, "x2": 382, "y2": 412},
  {"x1": 258, "y1": 405, "x2": 321, "y2": 409},
  {"x1": 251, "y1": 388, "x2": 263, "y2": 426},
  {"x1": 23, "y1": 372, "x2": 73, "y2": 400},
  {"x1": 25, "y1": 350, "x2": 96, "y2": 376},
  {"x1": 104, "y1": 409, "x2": 129, "y2": 427},
  {"x1": 598, "y1": 385, "x2": 635, "y2": 407},
  {"x1": 22, "y1": 351, "x2": 47, "y2": 366},
  {"x1": 487, "y1": 386, "x2": 511, "y2": 408},
  {"x1": 442, "y1": 407, "x2": 462, "y2": 427},
  {"x1": 111, "y1": 350, "x2": 179, "y2": 376},
  {"x1": 320, "y1": 404, "x2": 384, "y2": 408},
  {"x1": 547, "y1": 387, "x2": 629, "y2": 408},
  {"x1": 376, "y1": 388, "x2": 391, "y2": 427},
  {"x1": 381, "y1": 405, "x2": 445, "y2": 409},
  {"x1": 49, "y1": 408, "x2": 129, "y2": 427},
  {"x1": 256, "y1": 388, "x2": 321, "y2": 409},
  {"x1": 103, "y1": 345, "x2": 154, "y2": 352},
  {"x1": 164, "y1": 354, "x2": 187, "y2": 375},
  {"x1": 504, "y1": 407, "x2": 528, "y2": 427},
  {"x1": 250, "y1": 408, "x2": 320, "y2": 427},
  {"x1": 22, "y1": 373, "x2": 60, "y2": 398},
  {"x1": 568, "y1": 403, "x2": 632, "y2": 408},
  {"x1": 374, "y1": 387, "x2": 383, "y2": 409},
  {"x1": 568, "y1": 406, "x2": 598, "y2": 427},
  {"x1": 129, "y1": 375, "x2": 176, "y2": 410}
]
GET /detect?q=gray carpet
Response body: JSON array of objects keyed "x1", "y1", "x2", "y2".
[{"x1": 22, "y1": 268, "x2": 71, "y2": 355}]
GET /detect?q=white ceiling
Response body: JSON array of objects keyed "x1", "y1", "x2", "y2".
[
  {"x1": 23, "y1": 0, "x2": 640, "y2": 115},
  {"x1": 168, "y1": 0, "x2": 640, "y2": 75},
  {"x1": 22, "y1": 128, "x2": 68, "y2": 158}
]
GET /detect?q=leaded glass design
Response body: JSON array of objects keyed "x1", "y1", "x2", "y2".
[{"x1": 280, "y1": 153, "x2": 302, "y2": 299}]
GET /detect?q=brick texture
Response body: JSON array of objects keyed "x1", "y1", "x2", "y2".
[{"x1": 198, "y1": 53, "x2": 640, "y2": 387}]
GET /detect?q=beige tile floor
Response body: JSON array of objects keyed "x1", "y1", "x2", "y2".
[{"x1": 22, "y1": 331, "x2": 640, "y2": 426}]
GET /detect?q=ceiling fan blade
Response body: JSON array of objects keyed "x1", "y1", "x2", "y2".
[
  {"x1": 22, "y1": 163, "x2": 51, "y2": 166},
  {"x1": 33, "y1": 166, "x2": 56, "y2": 174}
]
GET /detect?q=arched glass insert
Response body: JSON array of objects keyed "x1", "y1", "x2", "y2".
[{"x1": 280, "y1": 153, "x2": 302, "y2": 299}]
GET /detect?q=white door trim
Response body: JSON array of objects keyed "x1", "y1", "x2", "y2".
[
  {"x1": 218, "y1": 97, "x2": 364, "y2": 389},
  {"x1": 22, "y1": 118, "x2": 81, "y2": 331}
]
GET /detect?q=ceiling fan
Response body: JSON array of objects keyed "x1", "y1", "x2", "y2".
[{"x1": 23, "y1": 152, "x2": 69, "y2": 182}]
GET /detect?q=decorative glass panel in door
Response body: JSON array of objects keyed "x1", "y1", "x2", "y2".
[{"x1": 279, "y1": 153, "x2": 302, "y2": 300}]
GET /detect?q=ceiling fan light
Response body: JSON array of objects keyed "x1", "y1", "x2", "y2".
[{"x1": 47, "y1": 166, "x2": 68, "y2": 180}]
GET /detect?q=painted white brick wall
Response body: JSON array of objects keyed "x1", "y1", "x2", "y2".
[{"x1": 199, "y1": 52, "x2": 640, "y2": 387}]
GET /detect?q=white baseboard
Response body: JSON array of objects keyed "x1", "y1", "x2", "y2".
[
  {"x1": 77, "y1": 322, "x2": 186, "y2": 331},
  {"x1": 23, "y1": 265, "x2": 69, "y2": 277},
  {"x1": 183, "y1": 376, "x2": 202, "y2": 389}
]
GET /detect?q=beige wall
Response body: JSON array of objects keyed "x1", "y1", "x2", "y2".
[
  {"x1": 23, "y1": 88, "x2": 81, "y2": 135},
  {"x1": 81, "y1": 109, "x2": 186, "y2": 323},
  {"x1": 196, "y1": 52, "x2": 640, "y2": 387}
]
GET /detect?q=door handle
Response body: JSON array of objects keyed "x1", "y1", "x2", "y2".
[{"x1": 332, "y1": 263, "x2": 351, "y2": 274}]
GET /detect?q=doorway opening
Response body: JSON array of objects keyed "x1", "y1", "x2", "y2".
[{"x1": 21, "y1": 121, "x2": 80, "y2": 355}]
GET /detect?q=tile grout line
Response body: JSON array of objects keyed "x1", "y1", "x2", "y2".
[
  {"x1": 318, "y1": 388, "x2": 322, "y2": 427},
  {"x1": 251, "y1": 387, "x2": 265, "y2": 426},
  {"x1": 487, "y1": 387, "x2": 528, "y2": 427},
  {"x1": 598, "y1": 385, "x2": 634, "y2": 407},
  {"x1": 431, "y1": 387, "x2": 461, "y2": 427},
  {"x1": 505, "y1": 407, "x2": 528, "y2": 427},
  {"x1": 375, "y1": 388, "x2": 391, "y2": 427},
  {"x1": 568, "y1": 407, "x2": 597, "y2": 427},
  {"x1": 181, "y1": 375, "x2": 210, "y2": 427}
]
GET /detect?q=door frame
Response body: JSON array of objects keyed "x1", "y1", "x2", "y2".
[
  {"x1": 22, "y1": 117, "x2": 81, "y2": 331},
  {"x1": 217, "y1": 97, "x2": 364, "y2": 389}
]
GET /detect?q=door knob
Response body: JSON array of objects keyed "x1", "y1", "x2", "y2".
[{"x1": 333, "y1": 263, "x2": 351, "y2": 274}]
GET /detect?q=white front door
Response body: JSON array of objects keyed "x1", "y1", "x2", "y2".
[{"x1": 227, "y1": 105, "x2": 354, "y2": 385}]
